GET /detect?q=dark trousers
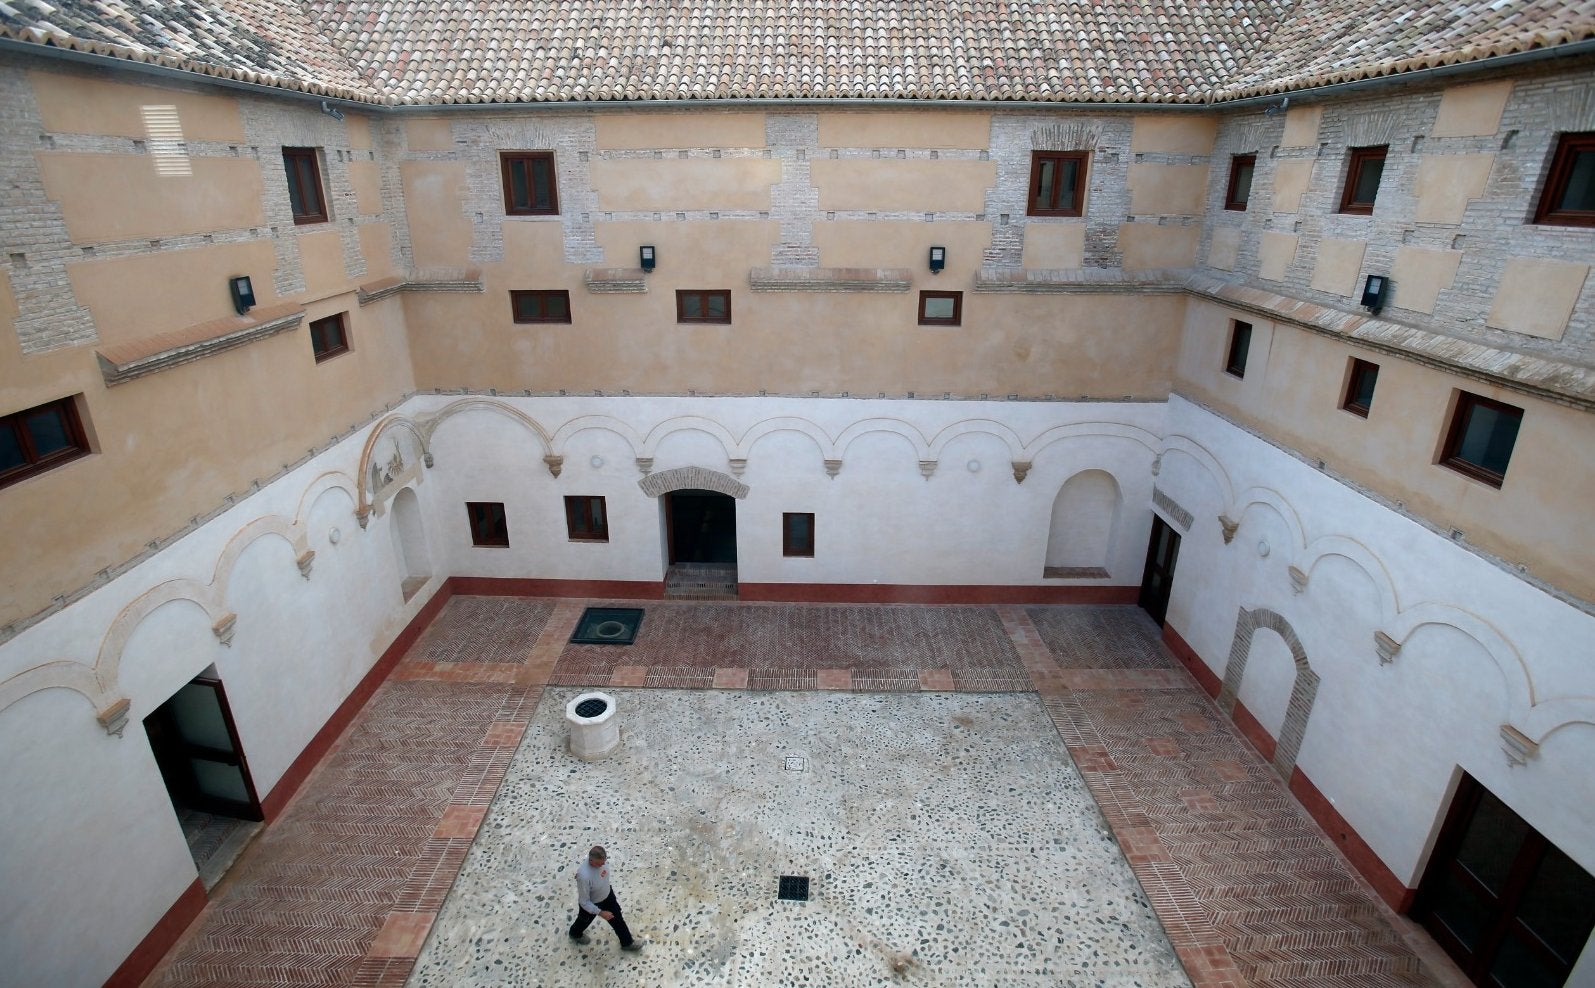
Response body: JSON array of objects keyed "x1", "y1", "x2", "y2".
[{"x1": 569, "y1": 891, "x2": 634, "y2": 946}]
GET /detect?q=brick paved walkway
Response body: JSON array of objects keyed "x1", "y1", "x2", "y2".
[{"x1": 141, "y1": 595, "x2": 1457, "y2": 988}]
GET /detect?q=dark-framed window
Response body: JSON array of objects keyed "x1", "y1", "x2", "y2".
[
  {"x1": 1224, "y1": 320, "x2": 1252, "y2": 378},
  {"x1": 1027, "y1": 150, "x2": 1089, "y2": 216},
  {"x1": 510, "y1": 290, "x2": 572, "y2": 324},
  {"x1": 1342, "y1": 358, "x2": 1379, "y2": 417},
  {"x1": 308, "y1": 312, "x2": 350, "y2": 362},
  {"x1": 1225, "y1": 154, "x2": 1256, "y2": 211},
  {"x1": 676, "y1": 290, "x2": 731, "y2": 324},
  {"x1": 918, "y1": 291, "x2": 962, "y2": 326},
  {"x1": 500, "y1": 151, "x2": 559, "y2": 215},
  {"x1": 782, "y1": 512, "x2": 815, "y2": 557},
  {"x1": 565, "y1": 495, "x2": 608, "y2": 542},
  {"x1": 0, "y1": 395, "x2": 90, "y2": 490},
  {"x1": 1534, "y1": 131, "x2": 1595, "y2": 227},
  {"x1": 1440, "y1": 392, "x2": 1523, "y2": 488},
  {"x1": 282, "y1": 147, "x2": 327, "y2": 225},
  {"x1": 466, "y1": 501, "x2": 509, "y2": 547},
  {"x1": 1339, "y1": 145, "x2": 1388, "y2": 214}
]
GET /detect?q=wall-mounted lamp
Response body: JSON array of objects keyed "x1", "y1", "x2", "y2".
[
  {"x1": 639, "y1": 245, "x2": 656, "y2": 272},
  {"x1": 928, "y1": 245, "x2": 946, "y2": 274},
  {"x1": 319, "y1": 99, "x2": 345, "y2": 122},
  {"x1": 1361, "y1": 274, "x2": 1389, "y2": 314},
  {"x1": 228, "y1": 275, "x2": 256, "y2": 315}
]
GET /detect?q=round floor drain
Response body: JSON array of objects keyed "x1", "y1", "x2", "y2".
[
  {"x1": 575, "y1": 698, "x2": 608, "y2": 718},
  {"x1": 594, "y1": 620, "x2": 627, "y2": 638}
]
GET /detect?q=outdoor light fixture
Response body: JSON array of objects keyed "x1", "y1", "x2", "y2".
[
  {"x1": 1361, "y1": 274, "x2": 1389, "y2": 314},
  {"x1": 639, "y1": 245, "x2": 656, "y2": 271},
  {"x1": 928, "y1": 245, "x2": 946, "y2": 274},
  {"x1": 228, "y1": 275, "x2": 256, "y2": 315}
]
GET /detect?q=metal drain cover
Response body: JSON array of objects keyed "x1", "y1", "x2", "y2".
[{"x1": 777, "y1": 875, "x2": 810, "y2": 901}]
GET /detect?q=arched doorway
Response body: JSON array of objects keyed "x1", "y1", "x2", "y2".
[{"x1": 666, "y1": 489, "x2": 737, "y2": 564}]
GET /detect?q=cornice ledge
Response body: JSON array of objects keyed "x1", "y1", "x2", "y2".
[
  {"x1": 96, "y1": 303, "x2": 305, "y2": 386},
  {"x1": 748, "y1": 267, "x2": 914, "y2": 292},
  {"x1": 1183, "y1": 274, "x2": 1595, "y2": 409},
  {"x1": 356, "y1": 275, "x2": 406, "y2": 305},
  {"x1": 402, "y1": 267, "x2": 484, "y2": 293},
  {"x1": 974, "y1": 267, "x2": 1189, "y2": 293},
  {"x1": 584, "y1": 267, "x2": 649, "y2": 293}
]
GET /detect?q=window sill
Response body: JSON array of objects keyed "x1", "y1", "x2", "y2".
[{"x1": 96, "y1": 304, "x2": 305, "y2": 386}]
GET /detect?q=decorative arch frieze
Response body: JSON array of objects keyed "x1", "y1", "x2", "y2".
[
  {"x1": 1157, "y1": 434, "x2": 1235, "y2": 509},
  {"x1": 638, "y1": 466, "x2": 750, "y2": 499},
  {"x1": 356, "y1": 413, "x2": 433, "y2": 527},
  {"x1": 1021, "y1": 421, "x2": 1161, "y2": 462},
  {"x1": 0, "y1": 661, "x2": 127, "y2": 735},
  {"x1": 1217, "y1": 606, "x2": 1319, "y2": 780},
  {"x1": 641, "y1": 416, "x2": 740, "y2": 460}
]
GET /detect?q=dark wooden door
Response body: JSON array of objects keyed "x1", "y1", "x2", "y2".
[
  {"x1": 144, "y1": 675, "x2": 264, "y2": 821},
  {"x1": 1413, "y1": 775, "x2": 1594, "y2": 986},
  {"x1": 1137, "y1": 515, "x2": 1181, "y2": 626}
]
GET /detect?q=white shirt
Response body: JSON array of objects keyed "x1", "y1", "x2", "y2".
[{"x1": 574, "y1": 859, "x2": 612, "y2": 914}]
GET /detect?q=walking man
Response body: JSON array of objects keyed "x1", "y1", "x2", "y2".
[{"x1": 569, "y1": 844, "x2": 642, "y2": 952}]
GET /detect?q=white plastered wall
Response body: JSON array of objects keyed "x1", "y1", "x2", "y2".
[{"x1": 1156, "y1": 396, "x2": 1595, "y2": 913}]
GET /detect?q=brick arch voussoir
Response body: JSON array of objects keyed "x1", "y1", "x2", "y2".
[{"x1": 638, "y1": 466, "x2": 750, "y2": 499}]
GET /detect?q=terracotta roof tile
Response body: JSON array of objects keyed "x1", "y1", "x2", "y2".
[{"x1": 0, "y1": 1, "x2": 1590, "y2": 106}]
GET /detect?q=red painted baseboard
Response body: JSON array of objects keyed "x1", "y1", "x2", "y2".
[
  {"x1": 738, "y1": 583, "x2": 1140, "y2": 605},
  {"x1": 102, "y1": 878, "x2": 205, "y2": 988},
  {"x1": 448, "y1": 577, "x2": 665, "y2": 599},
  {"x1": 1161, "y1": 622, "x2": 1221, "y2": 696},
  {"x1": 261, "y1": 579, "x2": 455, "y2": 820},
  {"x1": 1231, "y1": 698, "x2": 1278, "y2": 762},
  {"x1": 1290, "y1": 766, "x2": 1416, "y2": 913}
]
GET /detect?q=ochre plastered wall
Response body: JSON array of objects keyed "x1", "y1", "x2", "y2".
[
  {"x1": 1174, "y1": 299, "x2": 1595, "y2": 601},
  {"x1": 0, "y1": 64, "x2": 416, "y2": 630}
]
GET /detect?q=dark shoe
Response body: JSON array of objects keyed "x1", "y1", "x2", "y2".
[
  {"x1": 621, "y1": 942, "x2": 643, "y2": 952},
  {"x1": 570, "y1": 935, "x2": 591, "y2": 945}
]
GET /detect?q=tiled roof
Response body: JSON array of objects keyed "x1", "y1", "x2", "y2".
[{"x1": 0, "y1": 0, "x2": 1591, "y2": 106}]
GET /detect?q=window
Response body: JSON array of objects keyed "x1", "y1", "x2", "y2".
[
  {"x1": 510, "y1": 290, "x2": 572, "y2": 324},
  {"x1": 1225, "y1": 154, "x2": 1256, "y2": 211},
  {"x1": 0, "y1": 395, "x2": 90, "y2": 490},
  {"x1": 1440, "y1": 392, "x2": 1523, "y2": 487},
  {"x1": 466, "y1": 501, "x2": 509, "y2": 547},
  {"x1": 918, "y1": 291, "x2": 962, "y2": 326},
  {"x1": 676, "y1": 290, "x2": 731, "y2": 324},
  {"x1": 783, "y1": 512, "x2": 814, "y2": 557},
  {"x1": 308, "y1": 313, "x2": 349, "y2": 362},
  {"x1": 1027, "y1": 150, "x2": 1089, "y2": 216},
  {"x1": 1342, "y1": 358, "x2": 1379, "y2": 417},
  {"x1": 282, "y1": 147, "x2": 327, "y2": 225},
  {"x1": 1339, "y1": 145, "x2": 1388, "y2": 214},
  {"x1": 1224, "y1": 320, "x2": 1252, "y2": 378},
  {"x1": 500, "y1": 151, "x2": 559, "y2": 215},
  {"x1": 565, "y1": 495, "x2": 608, "y2": 542},
  {"x1": 1534, "y1": 132, "x2": 1595, "y2": 227}
]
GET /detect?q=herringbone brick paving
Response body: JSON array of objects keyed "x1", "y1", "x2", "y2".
[{"x1": 142, "y1": 596, "x2": 1455, "y2": 988}]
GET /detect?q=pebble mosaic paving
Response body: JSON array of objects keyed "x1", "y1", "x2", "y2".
[
  {"x1": 140, "y1": 597, "x2": 1460, "y2": 988},
  {"x1": 408, "y1": 689, "x2": 1191, "y2": 987}
]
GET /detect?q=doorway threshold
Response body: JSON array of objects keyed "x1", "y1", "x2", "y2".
[
  {"x1": 179, "y1": 808, "x2": 265, "y2": 891},
  {"x1": 664, "y1": 562, "x2": 740, "y2": 600}
]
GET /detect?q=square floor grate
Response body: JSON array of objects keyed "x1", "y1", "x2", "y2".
[
  {"x1": 569, "y1": 607, "x2": 645, "y2": 645},
  {"x1": 777, "y1": 875, "x2": 810, "y2": 901}
]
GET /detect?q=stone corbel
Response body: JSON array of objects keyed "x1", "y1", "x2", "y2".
[
  {"x1": 296, "y1": 549, "x2": 316, "y2": 579},
  {"x1": 423, "y1": 451, "x2": 434, "y2": 468},
  {"x1": 1500, "y1": 724, "x2": 1539, "y2": 767},
  {"x1": 356, "y1": 505, "x2": 371, "y2": 530},
  {"x1": 728, "y1": 458, "x2": 747, "y2": 477},
  {"x1": 1151, "y1": 453, "x2": 1162, "y2": 477},
  {"x1": 543, "y1": 454, "x2": 564, "y2": 479},
  {"x1": 1219, "y1": 515, "x2": 1239, "y2": 544},
  {"x1": 824, "y1": 458, "x2": 842, "y2": 478},
  {"x1": 1011, "y1": 461, "x2": 1032, "y2": 484},
  {"x1": 212, "y1": 611, "x2": 238, "y2": 646},
  {"x1": 918, "y1": 459, "x2": 937, "y2": 480},
  {"x1": 1287, "y1": 565, "x2": 1308, "y2": 594},
  {"x1": 97, "y1": 697, "x2": 131, "y2": 738},
  {"x1": 1374, "y1": 631, "x2": 1401, "y2": 665},
  {"x1": 636, "y1": 457, "x2": 654, "y2": 476}
]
